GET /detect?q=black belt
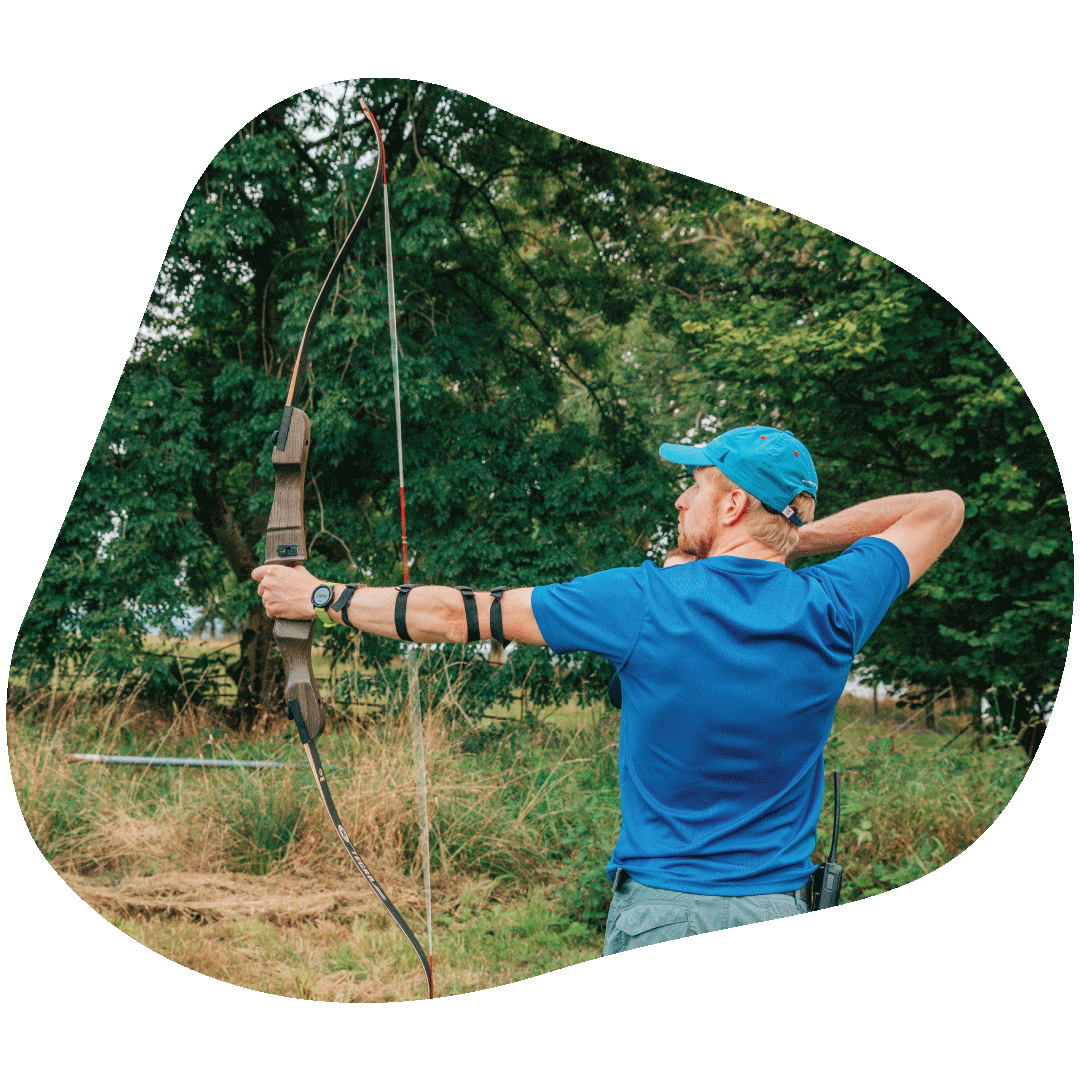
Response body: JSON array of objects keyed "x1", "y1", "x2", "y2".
[{"x1": 613, "y1": 867, "x2": 813, "y2": 905}]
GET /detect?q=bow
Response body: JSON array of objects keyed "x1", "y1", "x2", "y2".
[{"x1": 262, "y1": 93, "x2": 433, "y2": 999}]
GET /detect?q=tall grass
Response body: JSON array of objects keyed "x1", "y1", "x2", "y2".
[
  {"x1": 7, "y1": 677, "x2": 619, "y2": 892},
  {"x1": 818, "y1": 696, "x2": 1027, "y2": 899},
  {"x1": 6, "y1": 678, "x2": 1027, "y2": 1000}
]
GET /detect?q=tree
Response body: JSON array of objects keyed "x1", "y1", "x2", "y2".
[
  {"x1": 659, "y1": 199, "x2": 1070, "y2": 755},
  {"x1": 14, "y1": 79, "x2": 676, "y2": 725},
  {"x1": 15, "y1": 85, "x2": 1069, "y2": 755}
]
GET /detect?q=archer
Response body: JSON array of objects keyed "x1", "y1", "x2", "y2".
[{"x1": 253, "y1": 423, "x2": 964, "y2": 953}]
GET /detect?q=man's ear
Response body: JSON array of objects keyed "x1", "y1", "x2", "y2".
[{"x1": 720, "y1": 487, "x2": 750, "y2": 525}]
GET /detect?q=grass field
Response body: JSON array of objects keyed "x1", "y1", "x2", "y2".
[{"x1": 6, "y1": 673, "x2": 1028, "y2": 1002}]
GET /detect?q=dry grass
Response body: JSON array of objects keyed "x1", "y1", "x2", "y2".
[
  {"x1": 97, "y1": 880, "x2": 589, "y2": 1001},
  {"x1": 7, "y1": 680, "x2": 608, "y2": 1000},
  {"x1": 7, "y1": 679, "x2": 1027, "y2": 1001}
]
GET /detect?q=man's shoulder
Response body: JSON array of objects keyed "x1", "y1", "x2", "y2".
[
  {"x1": 793, "y1": 536, "x2": 909, "y2": 653},
  {"x1": 530, "y1": 563, "x2": 651, "y2": 658},
  {"x1": 531, "y1": 562, "x2": 650, "y2": 617},
  {"x1": 796, "y1": 536, "x2": 909, "y2": 591},
  {"x1": 536, "y1": 561, "x2": 653, "y2": 591}
]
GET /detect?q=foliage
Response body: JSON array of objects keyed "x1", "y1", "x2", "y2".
[
  {"x1": 14, "y1": 78, "x2": 676, "y2": 726},
  {"x1": 11, "y1": 81, "x2": 1069, "y2": 747},
  {"x1": 661, "y1": 200, "x2": 1070, "y2": 753},
  {"x1": 819, "y1": 718, "x2": 1026, "y2": 900}
]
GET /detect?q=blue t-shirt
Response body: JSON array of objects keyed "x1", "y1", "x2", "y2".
[{"x1": 531, "y1": 537, "x2": 909, "y2": 896}]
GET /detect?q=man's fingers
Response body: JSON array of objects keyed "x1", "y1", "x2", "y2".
[
  {"x1": 249, "y1": 563, "x2": 318, "y2": 621},
  {"x1": 251, "y1": 565, "x2": 280, "y2": 610}
]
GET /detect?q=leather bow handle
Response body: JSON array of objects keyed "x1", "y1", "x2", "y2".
[{"x1": 264, "y1": 404, "x2": 326, "y2": 740}]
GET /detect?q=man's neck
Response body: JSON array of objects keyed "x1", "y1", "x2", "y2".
[{"x1": 704, "y1": 533, "x2": 787, "y2": 563}]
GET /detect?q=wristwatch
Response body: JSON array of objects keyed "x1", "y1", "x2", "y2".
[{"x1": 311, "y1": 583, "x2": 336, "y2": 627}]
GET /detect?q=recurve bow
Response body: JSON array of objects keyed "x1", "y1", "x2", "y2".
[{"x1": 262, "y1": 92, "x2": 433, "y2": 999}]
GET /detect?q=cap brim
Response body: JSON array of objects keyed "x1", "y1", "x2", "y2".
[{"x1": 658, "y1": 443, "x2": 711, "y2": 470}]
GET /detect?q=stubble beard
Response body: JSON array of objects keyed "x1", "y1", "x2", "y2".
[
  {"x1": 677, "y1": 526, "x2": 705, "y2": 559},
  {"x1": 679, "y1": 512, "x2": 721, "y2": 560}
]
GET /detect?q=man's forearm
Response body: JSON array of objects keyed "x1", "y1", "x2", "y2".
[
  {"x1": 252, "y1": 563, "x2": 474, "y2": 641},
  {"x1": 343, "y1": 584, "x2": 475, "y2": 642},
  {"x1": 252, "y1": 564, "x2": 547, "y2": 645},
  {"x1": 793, "y1": 492, "x2": 959, "y2": 557}
]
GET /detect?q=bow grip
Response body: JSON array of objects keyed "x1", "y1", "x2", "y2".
[
  {"x1": 264, "y1": 404, "x2": 325, "y2": 740},
  {"x1": 265, "y1": 406, "x2": 310, "y2": 565},
  {"x1": 274, "y1": 617, "x2": 326, "y2": 741}
]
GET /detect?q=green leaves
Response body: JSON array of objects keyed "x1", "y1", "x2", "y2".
[
  {"x1": 15, "y1": 81, "x2": 1070, "y2": 748},
  {"x1": 653, "y1": 199, "x2": 1069, "y2": 745}
]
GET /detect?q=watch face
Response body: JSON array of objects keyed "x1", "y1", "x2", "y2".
[{"x1": 312, "y1": 584, "x2": 333, "y2": 608}]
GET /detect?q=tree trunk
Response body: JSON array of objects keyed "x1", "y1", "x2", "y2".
[{"x1": 226, "y1": 610, "x2": 283, "y2": 732}]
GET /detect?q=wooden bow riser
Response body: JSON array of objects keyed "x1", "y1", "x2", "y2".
[
  {"x1": 256, "y1": 103, "x2": 434, "y2": 997},
  {"x1": 265, "y1": 405, "x2": 326, "y2": 740}
]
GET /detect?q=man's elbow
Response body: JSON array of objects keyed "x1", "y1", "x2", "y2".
[{"x1": 938, "y1": 490, "x2": 966, "y2": 538}]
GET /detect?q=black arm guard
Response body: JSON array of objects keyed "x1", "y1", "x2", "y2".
[
  {"x1": 454, "y1": 585, "x2": 480, "y2": 642},
  {"x1": 489, "y1": 586, "x2": 509, "y2": 645},
  {"x1": 395, "y1": 584, "x2": 417, "y2": 642},
  {"x1": 331, "y1": 583, "x2": 361, "y2": 629}
]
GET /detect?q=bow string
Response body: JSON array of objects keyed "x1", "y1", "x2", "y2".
[{"x1": 262, "y1": 89, "x2": 433, "y2": 999}]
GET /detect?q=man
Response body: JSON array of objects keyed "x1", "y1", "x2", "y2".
[
  {"x1": 253, "y1": 424, "x2": 964, "y2": 954},
  {"x1": 607, "y1": 546, "x2": 695, "y2": 709}
]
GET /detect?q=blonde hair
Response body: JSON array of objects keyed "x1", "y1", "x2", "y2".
[{"x1": 707, "y1": 467, "x2": 816, "y2": 556}]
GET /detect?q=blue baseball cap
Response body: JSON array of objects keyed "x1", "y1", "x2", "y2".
[{"x1": 659, "y1": 425, "x2": 818, "y2": 526}]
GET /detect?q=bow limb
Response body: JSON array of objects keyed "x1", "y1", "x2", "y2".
[
  {"x1": 264, "y1": 91, "x2": 387, "y2": 740},
  {"x1": 261, "y1": 93, "x2": 433, "y2": 999}
]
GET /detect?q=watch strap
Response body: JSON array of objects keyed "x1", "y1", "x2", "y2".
[{"x1": 312, "y1": 583, "x2": 335, "y2": 627}]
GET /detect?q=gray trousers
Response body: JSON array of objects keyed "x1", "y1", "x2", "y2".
[{"x1": 603, "y1": 875, "x2": 809, "y2": 955}]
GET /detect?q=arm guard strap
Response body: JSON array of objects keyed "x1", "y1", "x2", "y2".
[
  {"x1": 489, "y1": 586, "x2": 509, "y2": 645},
  {"x1": 454, "y1": 585, "x2": 481, "y2": 642},
  {"x1": 331, "y1": 583, "x2": 362, "y2": 629},
  {"x1": 395, "y1": 584, "x2": 417, "y2": 641}
]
